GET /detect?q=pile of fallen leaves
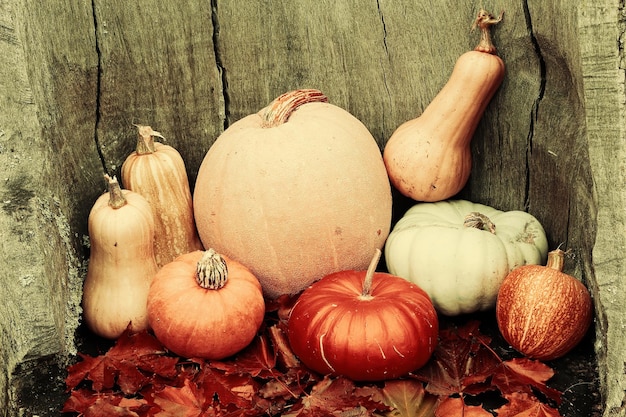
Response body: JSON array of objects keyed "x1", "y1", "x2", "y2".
[{"x1": 63, "y1": 301, "x2": 565, "y2": 417}]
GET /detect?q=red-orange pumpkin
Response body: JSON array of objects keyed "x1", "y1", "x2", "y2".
[
  {"x1": 147, "y1": 249, "x2": 265, "y2": 360},
  {"x1": 193, "y1": 89, "x2": 392, "y2": 298}
]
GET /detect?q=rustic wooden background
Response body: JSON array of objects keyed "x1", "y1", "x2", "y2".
[{"x1": 1, "y1": 0, "x2": 624, "y2": 415}]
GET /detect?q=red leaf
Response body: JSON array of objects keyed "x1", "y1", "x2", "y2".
[
  {"x1": 197, "y1": 367, "x2": 258, "y2": 409},
  {"x1": 492, "y1": 358, "x2": 562, "y2": 404},
  {"x1": 434, "y1": 397, "x2": 493, "y2": 417},
  {"x1": 152, "y1": 378, "x2": 207, "y2": 417},
  {"x1": 412, "y1": 321, "x2": 500, "y2": 396},
  {"x1": 66, "y1": 329, "x2": 179, "y2": 395},
  {"x1": 496, "y1": 392, "x2": 562, "y2": 417},
  {"x1": 210, "y1": 334, "x2": 277, "y2": 378},
  {"x1": 288, "y1": 376, "x2": 389, "y2": 416}
]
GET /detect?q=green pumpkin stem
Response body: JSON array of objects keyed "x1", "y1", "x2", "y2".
[
  {"x1": 259, "y1": 89, "x2": 329, "y2": 128},
  {"x1": 361, "y1": 248, "x2": 382, "y2": 298},
  {"x1": 463, "y1": 212, "x2": 496, "y2": 234},
  {"x1": 196, "y1": 249, "x2": 228, "y2": 290},
  {"x1": 104, "y1": 174, "x2": 127, "y2": 210},
  {"x1": 134, "y1": 124, "x2": 164, "y2": 155}
]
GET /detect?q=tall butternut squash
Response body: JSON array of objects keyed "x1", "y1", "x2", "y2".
[
  {"x1": 82, "y1": 175, "x2": 158, "y2": 339},
  {"x1": 121, "y1": 125, "x2": 203, "y2": 267},
  {"x1": 383, "y1": 9, "x2": 505, "y2": 202}
]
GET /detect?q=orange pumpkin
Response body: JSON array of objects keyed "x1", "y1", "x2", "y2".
[
  {"x1": 147, "y1": 249, "x2": 265, "y2": 360},
  {"x1": 193, "y1": 89, "x2": 392, "y2": 298}
]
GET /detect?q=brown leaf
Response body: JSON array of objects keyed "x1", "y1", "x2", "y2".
[
  {"x1": 434, "y1": 397, "x2": 493, "y2": 417},
  {"x1": 495, "y1": 392, "x2": 562, "y2": 417},
  {"x1": 412, "y1": 321, "x2": 500, "y2": 396},
  {"x1": 492, "y1": 358, "x2": 562, "y2": 404},
  {"x1": 380, "y1": 379, "x2": 437, "y2": 417}
]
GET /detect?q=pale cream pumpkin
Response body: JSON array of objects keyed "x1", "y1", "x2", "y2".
[
  {"x1": 193, "y1": 89, "x2": 392, "y2": 298},
  {"x1": 384, "y1": 199, "x2": 549, "y2": 315},
  {"x1": 121, "y1": 125, "x2": 203, "y2": 267}
]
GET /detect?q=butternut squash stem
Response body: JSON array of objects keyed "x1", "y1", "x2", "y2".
[
  {"x1": 360, "y1": 248, "x2": 382, "y2": 299},
  {"x1": 104, "y1": 174, "x2": 127, "y2": 209},
  {"x1": 196, "y1": 249, "x2": 229, "y2": 290},
  {"x1": 134, "y1": 124, "x2": 165, "y2": 155},
  {"x1": 546, "y1": 249, "x2": 565, "y2": 272},
  {"x1": 463, "y1": 212, "x2": 496, "y2": 234},
  {"x1": 472, "y1": 9, "x2": 503, "y2": 54},
  {"x1": 260, "y1": 89, "x2": 329, "y2": 128}
]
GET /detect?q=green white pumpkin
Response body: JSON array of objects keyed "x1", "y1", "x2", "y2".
[{"x1": 384, "y1": 200, "x2": 549, "y2": 316}]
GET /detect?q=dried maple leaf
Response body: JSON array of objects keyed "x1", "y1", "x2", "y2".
[
  {"x1": 285, "y1": 376, "x2": 389, "y2": 416},
  {"x1": 495, "y1": 392, "x2": 562, "y2": 417},
  {"x1": 196, "y1": 367, "x2": 258, "y2": 409},
  {"x1": 434, "y1": 397, "x2": 493, "y2": 417},
  {"x1": 151, "y1": 378, "x2": 208, "y2": 417},
  {"x1": 380, "y1": 379, "x2": 437, "y2": 417},
  {"x1": 412, "y1": 321, "x2": 500, "y2": 397},
  {"x1": 63, "y1": 389, "x2": 150, "y2": 416},
  {"x1": 210, "y1": 334, "x2": 277, "y2": 378},
  {"x1": 66, "y1": 329, "x2": 179, "y2": 395},
  {"x1": 491, "y1": 358, "x2": 562, "y2": 404}
]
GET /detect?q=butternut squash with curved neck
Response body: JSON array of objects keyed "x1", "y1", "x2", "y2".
[
  {"x1": 82, "y1": 174, "x2": 158, "y2": 339},
  {"x1": 383, "y1": 10, "x2": 505, "y2": 202}
]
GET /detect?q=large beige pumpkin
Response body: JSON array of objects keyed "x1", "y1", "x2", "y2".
[{"x1": 193, "y1": 89, "x2": 392, "y2": 298}]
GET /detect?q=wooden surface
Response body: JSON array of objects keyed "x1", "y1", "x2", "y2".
[{"x1": 0, "y1": 0, "x2": 624, "y2": 415}]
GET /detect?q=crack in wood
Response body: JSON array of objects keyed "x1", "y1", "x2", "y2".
[
  {"x1": 522, "y1": 0, "x2": 546, "y2": 211},
  {"x1": 211, "y1": 0, "x2": 229, "y2": 131},
  {"x1": 91, "y1": 0, "x2": 107, "y2": 174}
]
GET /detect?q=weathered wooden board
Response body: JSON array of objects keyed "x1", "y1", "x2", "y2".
[{"x1": 0, "y1": 0, "x2": 624, "y2": 415}]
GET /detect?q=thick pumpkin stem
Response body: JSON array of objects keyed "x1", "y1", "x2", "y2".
[
  {"x1": 260, "y1": 89, "x2": 329, "y2": 128},
  {"x1": 546, "y1": 249, "x2": 565, "y2": 272},
  {"x1": 472, "y1": 9, "x2": 503, "y2": 54},
  {"x1": 360, "y1": 248, "x2": 382, "y2": 299},
  {"x1": 134, "y1": 124, "x2": 165, "y2": 155},
  {"x1": 463, "y1": 212, "x2": 496, "y2": 234},
  {"x1": 196, "y1": 249, "x2": 228, "y2": 290},
  {"x1": 104, "y1": 174, "x2": 127, "y2": 210}
]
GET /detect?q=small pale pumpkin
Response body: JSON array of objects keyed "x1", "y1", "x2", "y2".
[{"x1": 384, "y1": 200, "x2": 549, "y2": 315}]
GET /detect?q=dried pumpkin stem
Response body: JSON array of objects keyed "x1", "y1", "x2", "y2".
[
  {"x1": 546, "y1": 249, "x2": 565, "y2": 272},
  {"x1": 472, "y1": 9, "x2": 503, "y2": 54},
  {"x1": 360, "y1": 248, "x2": 382, "y2": 299},
  {"x1": 463, "y1": 212, "x2": 496, "y2": 234},
  {"x1": 196, "y1": 249, "x2": 228, "y2": 290},
  {"x1": 134, "y1": 124, "x2": 165, "y2": 155},
  {"x1": 260, "y1": 89, "x2": 329, "y2": 128},
  {"x1": 104, "y1": 174, "x2": 127, "y2": 209}
]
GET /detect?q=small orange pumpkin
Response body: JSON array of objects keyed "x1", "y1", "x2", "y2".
[
  {"x1": 147, "y1": 249, "x2": 265, "y2": 360},
  {"x1": 193, "y1": 89, "x2": 392, "y2": 298}
]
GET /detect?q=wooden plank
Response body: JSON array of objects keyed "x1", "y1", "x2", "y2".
[
  {"x1": 579, "y1": 3, "x2": 626, "y2": 416},
  {"x1": 93, "y1": 0, "x2": 224, "y2": 188}
]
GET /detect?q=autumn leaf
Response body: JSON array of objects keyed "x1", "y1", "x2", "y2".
[
  {"x1": 63, "y1": 389, "x2": 150, "y2": 416},
  {"x1": 381, "y1": 379, "x2": 437, "y2": 417},
  {"x1": 151, "y1": 378, "x2": 207, "y2": 417},
  {"x1": 495, "y1": 392, "x2": 562, "y2": 417},
  {"x1": 412, "y1": 321, "x2": 501, "y2": 397},
  {"x1": 66, "y1": 329, "x2": 179, "y2": 394},
  {"x1": 285, "y1": 376, "x2": 389, "y2": 416},
  {"x1": 210, "y1": 334, "x2": 277, "y2": 378},
  {"x1": 434, "y1": 397, "x2": 493, "y2": 417},
  {"x1": 492, "y1": 358, "x2": 562, "y2": 404}
]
